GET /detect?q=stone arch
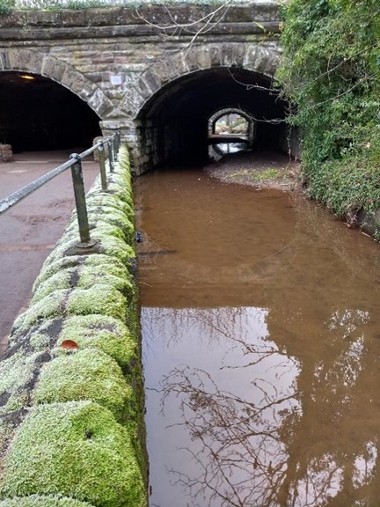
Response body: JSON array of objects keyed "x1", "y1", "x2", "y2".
[
  {"x1": 121, "y1": 42, "x2": 281, "y2": 120},
  {"x1": 0, "y1": 48, "x2": 114, "y2": 118},
  {"x1": 121, "y1": 41, "x2": 284, "y2": 174},
  {"x1": 207, "y1": 106, "x2": 256, "y2": 159},
  {"x1": 207, "y1": 106, "x2": 255, "y2": 138}
]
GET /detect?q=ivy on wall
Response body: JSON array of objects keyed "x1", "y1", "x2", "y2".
[
  {"x1": 0, "y1": 0, "x2": 13, "y2": 15},
  {"x1": 279, "y1": 0, "x2": 380, "y2": 223}
]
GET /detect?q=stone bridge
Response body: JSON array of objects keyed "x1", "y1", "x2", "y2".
[
  {"x1": 0, "y1": 4, "x2": 288, "y2": 505},
  {"x1": 0, "y1": 1, "x2": 286, "y2": 173}
]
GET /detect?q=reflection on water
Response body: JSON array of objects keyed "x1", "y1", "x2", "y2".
[
  {"x1": 144, "y1": 306, "x2": 301, "y2": 507},
  {"x1": 135, "y1": 167, "x2": 380, "y2": 507}
]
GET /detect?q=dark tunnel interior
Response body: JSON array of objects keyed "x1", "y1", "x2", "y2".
[
  {"x1": 0, "y1": 72, "x2": 101, "y2": 152},
  {"x1": 0, "y1": 69, "x2": 289, "y2": 165},
  {"x1": 137, "y1": 67, "x2": 289, "y2": 169}
]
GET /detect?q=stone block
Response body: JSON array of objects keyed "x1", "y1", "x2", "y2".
[
  {"x1": 244, "y1": 45, "x2": 271, "y2": 75},
  {"x1": 231, "y1": 43, "x2": 246, "y2": 68},
  {"x1": 9, "y1": 49, "x2": 43, "y2": 75},
  {"x1": 60, "y1": 9, "x2": 87, "y2": 26},
  {"x1": 0, "y1": 144, "x2": 12, "y2": 162},
  {"x1": 221, "y1": 43, "x2": 235, "y2": 67},
  {"x1": 87, "y1": 88, "x2": 114, "y2": 118},
  {"x1": 210, "y1": 45, "x2": 223, "y2": 67},
  {"x1": 143, "y1": 69, "x2": 161, "y2": 93},
  {"x1": 195, "y1": 46, "x2": 211, "y2": 70},
  {"x1": 25, "y1": 10, "x2": 61, "y2": 26},
  {"x1": 41, "y1": 56, "x2": 66, "y2": 83},
  {"x1": 0, "y1": 51, "x2": 11, "y2": 71}
]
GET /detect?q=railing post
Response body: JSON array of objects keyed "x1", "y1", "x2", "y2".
[
  {"x1": 108, "y1": 140, "x2": 114, "y2": 173},
  {"x1": 70, "y1": 153, "x2": 92, "y2": 245},
  {"x1": 97, "y1": 142, "x2": 108, "y2": 191},
  {"x1": 114, "y1": 132, "x2": 120, "y2": 157}
]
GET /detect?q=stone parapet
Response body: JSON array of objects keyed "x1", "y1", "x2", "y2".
[
  {"x1": 0, "y1": 3, "x2": 281, "y2": 31},
  {"x1": 0, "y1": 146, "x2": 148, "y2": 507}
]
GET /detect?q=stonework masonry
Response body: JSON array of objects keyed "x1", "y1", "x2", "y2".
[{"x1": 0, "y1": 2, "x2": 283, "y2": 172}]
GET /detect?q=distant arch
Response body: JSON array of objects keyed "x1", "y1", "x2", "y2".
[
  {"x1": 0, "y1": 48, "x2": 113, "y2": 118},
  {"x1": 208, "y1": 107, "x2": 255, "y2": 138}
]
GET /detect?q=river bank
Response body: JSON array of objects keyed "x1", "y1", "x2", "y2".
[
  {"x1": 206, "y1": 150, "x2": 380, "y2": 239},
  {"x1": 205, "y1": 150, "x2": 301, "y2": 191}
]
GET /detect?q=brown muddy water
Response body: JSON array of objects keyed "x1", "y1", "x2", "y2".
[{"x1": 134, "y1": 166, "x2": 380, "y2": 507}]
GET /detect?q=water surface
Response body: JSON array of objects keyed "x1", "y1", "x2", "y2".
[{"x1": 134, "y1": 167, "x2": 380, "y2": 507}]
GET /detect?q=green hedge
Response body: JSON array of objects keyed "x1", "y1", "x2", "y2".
[{"x1": 279, "y1": 0, "x2": 380, "y2": 229}]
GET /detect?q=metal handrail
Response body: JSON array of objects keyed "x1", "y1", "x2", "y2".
[{"x1": 0, "y1": 132, "x2": 120, "y2": 246}]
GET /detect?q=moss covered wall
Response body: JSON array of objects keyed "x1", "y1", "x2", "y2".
[{"x1": 0, "y1": 145, "x2": 148, "y2": 507}]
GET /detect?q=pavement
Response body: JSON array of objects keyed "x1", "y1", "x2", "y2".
[{"x1": 0, "y1": 150, "x2": 99, "y2": 355}]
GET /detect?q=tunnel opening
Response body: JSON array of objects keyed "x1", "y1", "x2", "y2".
[
  {"x1": 136, "y1": 67, "x2": 291, "y2": 172},
  {"x1": 208, "y1": 107, "x2": 255, "y2": 161},
  {"x1": 0, "y1": 71, "x2": 101, "y2": 153}
]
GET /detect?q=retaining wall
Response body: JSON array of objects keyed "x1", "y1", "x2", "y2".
[{"x1": 0, "y1": 146, "x2": 147, "y2": 507}]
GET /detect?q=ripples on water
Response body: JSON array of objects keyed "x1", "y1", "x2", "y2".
[{"x1": 134, "y1": 167, "x2": 380, "y2": 507}]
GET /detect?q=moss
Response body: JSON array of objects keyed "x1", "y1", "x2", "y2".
[
  {"x1": 0, "y1": 401, "x2": 146, "y2": 507},
  {"x1": 13, "y1": 285, "x2": 127, "y2": 333},
  {"x1": 32, "y1": 262, "x2": 133, "y2": 305},
  {"x1": 118, "y1": 145, "x2": 131, "y2": 171},
  {"x1": 83, "y1": 191, "x2": 134, "y2": 213},
  {"x1": 85, "y1": 205, "x2": 134, "y2": 231},
  {"x1": 88, "y1": 236, "x2": 136, "y2": 269},
  {"x1": 0, "y1": 422, "x2": 11, "y2": 463},
  {"x1": 0, "y1": 495, "x2": 95, "y2": 506},
  {"x1": 31, "y1": 271, "x2": 74, "y2": 304},
  {"x1": 78, "y1": 264, "x2": 132, "y2": 291},
  {"x1": 66, "y1": 214, "x2": 134, "y2": 245},
  {"x1": 33, "y1": 257, "x2": 87, "y2": 291},
  {"x1": 11, "y1": 294, "x2": 66, "y2": 334},
  {"x1": 105, "y1": 182, "x2": 133, "y2": 203},
  {"x1": 91, "y1": 222, "x2": 132, "y2": 243},
  {"x1": 33, "y1": 349, "x2": 132, "y2": 422},
  {"x1": 0, "y1": 351, "x2": 48, "y2": 415},
  {"x1": 0, "y1": 411, "x2": 27, "y2": 470},
  {"x1": 8, "y1": 318, "x2": 64, "y2": 350},
  {"x1": 33, "y1": 255, "x2": 130, "y2": 292},
  {"x1": 28, "y1": 334, "x2": 51, "y2": 350},
  {"x1": 1, "y1": 145, "x2": 146, "y2": 505},
  {"x1": 87, "y1": 160, "x2": 132, "y2": 196},
  {"x1": 56, "y1": 315, "x2": 136, "y2": 369},
  {"x1": 84, "y1": 194, "x2": 134, "y2": 217},
  {"x1": 67, "y1": 285, "x2": 127, "y2": 321},
  {"x1": 9, "y1": 316, "x2": 136, "y2": 371},
  {"x1": 42, "y1": 235, "x2": 135, "y2": 269}
]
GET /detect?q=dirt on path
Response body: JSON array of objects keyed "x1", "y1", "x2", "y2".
[{"x1": 205, "y1": 150, "x2": 302, "y2": 191}]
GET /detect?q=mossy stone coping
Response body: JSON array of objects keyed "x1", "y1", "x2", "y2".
[
  {"x1": 0, "y1": 145, "x2": 147, "y2": 506},
  {"x1": 0, "y1": 401, "x2": 145, "y2": 507},
  {"x1": 0, "y1": 495, "x2": 96, "y2": 506}
]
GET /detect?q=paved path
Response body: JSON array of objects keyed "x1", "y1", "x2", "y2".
[{"x1": 0, "y1": 151, "x2": 98, "y2": 354}]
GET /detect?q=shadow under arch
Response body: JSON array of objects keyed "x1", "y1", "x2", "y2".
[
  {"x1": 127, "y1": 42, "x2": 286, "y2": 172},
  {"x1": 133, "y1": 67, "x2": 287, "y2": 172},
  {"x1": 0, "y1": 48, "x2": 113, "y2": 119},
  {"x1": 0, "y1": 49, "x2": 112, "y2": 150}
]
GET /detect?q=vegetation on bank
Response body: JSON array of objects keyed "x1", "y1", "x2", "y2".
[{"x1": 279, "y1": 0, "x2": 380, "y2": 231}]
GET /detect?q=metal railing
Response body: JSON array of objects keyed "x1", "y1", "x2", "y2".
[{"x1": 0, "y1": 132, "x2": 120, "y2": 247}]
